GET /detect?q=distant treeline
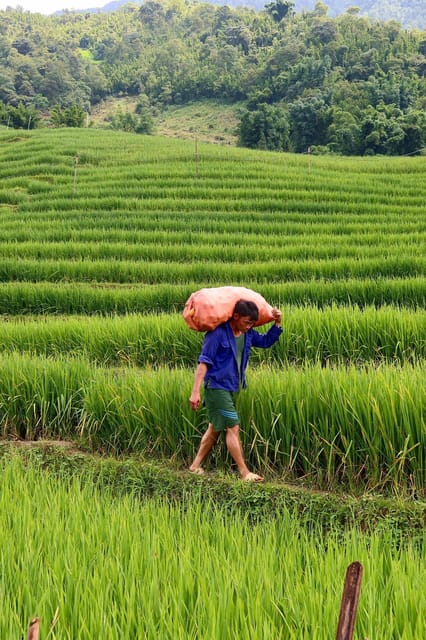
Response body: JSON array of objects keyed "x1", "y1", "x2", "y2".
[{"x1": 1, "y1": 0, "x2": 426, "y2": 155}]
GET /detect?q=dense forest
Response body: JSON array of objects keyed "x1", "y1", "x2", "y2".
[
  {"x1": 293, "y1": 1, "x2": 426, "y2": 30},
  {"x1": 1, "y1": 0, "x2": 426, "y2": 155},
  {"x1": 97, "y1": 0, "x2": 426, "y2": 30}
]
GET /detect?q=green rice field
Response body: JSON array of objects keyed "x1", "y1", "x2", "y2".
[
  {"x1": 0, "y1": 128, "x2": 424, "y2": 488},
  {"x1": 0, "y1": 451, "x2": 424, "y2": 640},
  {"x1": 0, "y1": 128, "x2": 424, "y2": 638}
]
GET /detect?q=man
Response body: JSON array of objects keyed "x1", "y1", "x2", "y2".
[{"x1": 189, "y1": 299, "x2": 282, "y2": 482}]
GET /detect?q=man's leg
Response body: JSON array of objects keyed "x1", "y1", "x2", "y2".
[
  {"x1": 189, "y1": 423, "x2": 220, "y2": 473},
  {"x1": 225, "y1": 424, "x2": 263, "y2": 482}
]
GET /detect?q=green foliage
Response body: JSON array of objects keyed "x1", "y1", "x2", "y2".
[
  {"x1": 0, "y1": 128, "x2": 424, "y2": 494},
  {"x1": 0, "y1": 354, "x2": 423, "y2": 490},
  {"x1": 0, "y1": 451, "x2": 424, "y2": 638},
  {"x1": 359, "y1": 102, "x2": 426, "y2": 155},
  {"x1": 0, "y1": 101, "x2": 39, "y2": 129},
  {"x1": 238, "y1": 103, "x2": 289, "y2": 150},
  {"x1": 327, "y1": 107, "x2": 362, "y2": 154},
  {"x1": 109, "y1": 108, "x2": 154, "y2": 134},
  {"x1": 50, "y1": 104, "x2": 86, "y2": 127},
  {"x1": 0, "y1": 4, "x2": 426, "y2": 153},
  {"x1": 294, "y1": 1, "x2": 426, "y2": 30},
  {"x1": 0, "y1": 128, "x2": 424, "y2": 306},
  {"x1": 288, "y1": 92, "x2": 332, "y2": 152},
  {"x1": 265, "y1": 0, "x2": 295, "y2": 23},
  {"x1": 2, "y1": 447, "x2": 425, "y2": 538},
  {"x1": 0, "y1": 306, "x2": 424, "y2": 367}
]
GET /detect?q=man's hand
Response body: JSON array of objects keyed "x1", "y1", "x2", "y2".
[
  {"x1": 189, "y1": 363, "x2": 207, "y2": 411},
  {"x1": 189, "y1": 391, "x2": 202, "y2": 411},
  {"x1": 271, "y1": 307, "x2": 282, "y2": 327}
]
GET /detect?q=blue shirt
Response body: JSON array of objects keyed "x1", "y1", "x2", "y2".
[{"x1": 198, "y1": 320, "x2": 282, "y2": 392}]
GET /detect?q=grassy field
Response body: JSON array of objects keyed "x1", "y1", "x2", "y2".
[
  {"x1": 0, "y1": 127, "x2": 424, "y2": 489},
  {"x1": 90, "y1": 97, "x2": 242, "y2": 144},
  {"x1": 0, "y1": 451, "x2": 424, "y2": 639},
  {"x1": 0, "y1": 127, "x2": 425, "y2": 637},
  {"x1": 153, "y1": 99, "x2": 242, "y2": 144}
]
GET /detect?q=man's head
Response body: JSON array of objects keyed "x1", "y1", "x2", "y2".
[{"x1": 231, "y1": 299, "x2": 259, "y2": 332}]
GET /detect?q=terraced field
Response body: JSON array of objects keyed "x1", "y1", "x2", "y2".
[
  {"x1": 0, "y1": 128, "x2": 425, "y2": 489},
  {"x1": 0, "y1": 128, "x2": 424, "y2": 639}
]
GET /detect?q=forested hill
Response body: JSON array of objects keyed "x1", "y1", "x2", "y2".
[
  {"x1": 1, "y1": 1, "x2": 426, "y2": 156},
  {"x1": 296, "y1": 1, "x2": 426, "y2": 30},
  {"x1": 83, "y1": 0, "x2": 426, "y2": 30}
]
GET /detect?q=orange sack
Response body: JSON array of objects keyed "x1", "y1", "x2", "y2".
[{"x1": 183, "y1": 286, "x2": 275, "y2": 332}]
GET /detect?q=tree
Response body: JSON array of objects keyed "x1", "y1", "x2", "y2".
[
  {"x1": 326, "y1": 107, "x2": 362, "y2": 154},
  {"x1": 222, "y1": 24, "x2": 253, "y2": 55},
  {"x1": 1, "y1": 3, "x2": 426, "y2": 156},
  {"x1": 238, "y1": 103, "x2": 289, "y2": 151},
  {"x1": 0, "y1": 69, "x2": 18, "y2": 105},
  {"x1": 82, "y1": 64, "x2": 108, "y2": 105},
  {"x1": 288, "y1": 93, "x2": 332, "y2": 151},
  {"x1": 312, "y1": 2, "x2": 329, "y2": 18},
  {"x1": 310, "y1": 19, "x2": 337, "y2": 45},
  {"x1": 3, "y1": 102, "x2": 39, "y2": 129},
  {"x1": 138, "y1": 2, "x2": 167, "y2": 30},
  {"x1": 0, "y1": 100, "x2": 9, "y2": 125},
  {"x1": 400, "y1": 109, "x2": 426, "y2": 154},
  {"x1": 360, "y1": 103, "x2": 406, "y2": 155},
  {"x1": 265, "y1": 0, "x2": 295, "y2": 23},
  {"x1": 38, "y1": 60, "x2": 73, "y2": 104},
  {"x1": 50, "y1": 104, "x2": 85, "y2": 127},
  {"x1": 135, "y1": 95, "x2": 154, "y2": 134},
  {"x1": 109, "y1": 109, "x2": 154, "y2": 134},
  {"x1": 0, "y1": 35, "x2": 11, "y2": 60}
]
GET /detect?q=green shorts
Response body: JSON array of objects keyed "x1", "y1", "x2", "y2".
[{"x1": 204, "y1": 387, "x2": 240, "y2": 432}]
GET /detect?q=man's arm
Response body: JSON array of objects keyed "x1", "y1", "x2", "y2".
[
  {"x1": 250, "y1": 308, "x2": 282, "y2": 348},
  {"x1": 189, "y1": 362, "x2": 208, "y2": 411}
]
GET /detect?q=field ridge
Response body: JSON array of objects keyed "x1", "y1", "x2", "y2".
[{"x1": 1, "y1": 442, "x2": 424, "y2": 540}]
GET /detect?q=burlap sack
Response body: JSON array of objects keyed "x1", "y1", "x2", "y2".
[{"x1": 183, "y1": 286, "x2": 274, "y2": 331}]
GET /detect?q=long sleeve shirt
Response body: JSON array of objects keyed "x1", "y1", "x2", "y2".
[{"x1": 198, "y1": 320, "x2": 282, "y2": 392}]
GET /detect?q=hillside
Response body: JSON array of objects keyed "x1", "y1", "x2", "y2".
[
  {"x1": 89, "y1": 97, "x2": 241, "y2": 143},
  {"x1": 0, "y1": 128, "x2": 424, "y2": 639},
  {"x1": 2, "y1": 1, "x2": 426, "y2": 155},
  {"x1": 82, "y1": 0, "x2": 426, "y2": 29},
  {"x1": 295, "y1": 0, "x2": 426, "y2": 30},
  {"x1": 0, "y1": 127, "x2": 424, "y2": 494}
]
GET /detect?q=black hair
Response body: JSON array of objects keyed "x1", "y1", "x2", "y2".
[{"x1": 233, "y1": 299, "x2": 259, "y2": 321}]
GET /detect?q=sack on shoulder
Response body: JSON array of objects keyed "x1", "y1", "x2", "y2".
[{"x1": 183, "y1": 286, "x2": 274, "y2": 331}]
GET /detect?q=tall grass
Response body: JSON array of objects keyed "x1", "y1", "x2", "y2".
[
  {"x1": 0, "y1": 453, "x2": 423, "y2": 639},
  {"x1": 0, "y1": 305, "x2": 424, "y2": 366},
  {"x1": 0, "y1": 354, "x2": 423, "y2": 490},
  {"x1": 0, "y1": 255, "x2": 424, "y2": 283},
  {"x1": 0, "y1": 128, "x2": 425, "y2": 497},
  {"x1": 0, "y1": 278, "x2": 424, "y2": 316},
  {"x1": 0, "y1": 224, "x2": 424, "y2": 248},
  {"x1": 0, "y1": 354, "x2": 88, "y2": 440},
  {"x1": 0, "y1": 238, "x2": 423, "y2": 261},
  {"x1": 1, "y1": 207, "x2": 424, "y2": 234}
]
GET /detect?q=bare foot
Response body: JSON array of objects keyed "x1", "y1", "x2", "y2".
[
  {"x1": 189, "y1": 467, "x2": 205, "y2": 475},
  {"x1": 242, "y1": 471, "x2": 264, "y2": 482}
]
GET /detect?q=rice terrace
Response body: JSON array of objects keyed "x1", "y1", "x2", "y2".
[{"x1": 0, "y1": 128, "x2": 424, "y2": 638}]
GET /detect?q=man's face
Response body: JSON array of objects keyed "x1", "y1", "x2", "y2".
[{"x1": 233, "y1": 314, "x2": 255, "y2": 333}]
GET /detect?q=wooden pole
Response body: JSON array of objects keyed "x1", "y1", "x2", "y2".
[
  {"x1": 28, "y1": 617, "x2": 40, "y2": 640},
  {"x1": 195, "y1": 136, "x2": 199, "y2": 178},
  {"x1": 73, "y1": 154, "x2": 80, "y2": 195},
  {"x1": 336, "y1": 561, "x2": 363, "y2": 640}
]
